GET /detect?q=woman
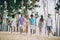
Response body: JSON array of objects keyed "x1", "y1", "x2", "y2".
[
  {"x1": 25, "y1": 15, "x2": 30, "y2": 33},
  {"x1": 38, "y1": 15, "x2": 44, "y2": 34},
  {"x1": 11, "y1": 14, "x2": 17, "y2": 32}
]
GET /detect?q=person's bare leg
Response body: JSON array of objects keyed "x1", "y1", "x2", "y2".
[
  {"x1": 40, "y1": 28, "x2": 42, "y2": 34},
  {"x1": 39, "y1": 28, "x2": 41, "y2": 34},
  {"x1": 14, "y1": 26, "x2": 15, "y2": 32},
  {"x1": 20, "y1": 28, "x2": 23, "y2": 34},
  {"x1": 32, "y1": 29, "x2": 33, "y2": 35},
  {"x1": 48, "y1": 31, "x2": 51, "y2": 36},
  {"x1": 30, "y1": 29, "x2": 32, "y2": 34},
  {"x1": 26, "y1": 26, "x2": 28, "y2": 33}
]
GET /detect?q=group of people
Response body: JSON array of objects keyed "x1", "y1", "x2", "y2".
[{"x1": 10, "y1": 12, "x2": 53, "y2": 36}]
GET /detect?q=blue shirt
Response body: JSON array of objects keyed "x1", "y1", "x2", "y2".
[
  {"x1": 29, "y1": 18, "x2": 36, "y2": 25},
  {"x1": 19, "y1": 17, "x2": 24, "y2": 25}
]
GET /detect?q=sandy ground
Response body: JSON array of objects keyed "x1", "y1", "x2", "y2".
[{"x1": 0, "y1": 32, "x2": 60, "y2": 40}]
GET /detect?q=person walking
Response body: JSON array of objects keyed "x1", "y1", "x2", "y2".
[
  {"x1": 11, "y1": 14, "x2": 17, "y2": 32},
  {"x1": 19, "y1": 14, "x2": 25, "y2": 34},
  {"x1": 29, "y1": 14, "x2": 36, "y2": 35},
  {"x1": 38, "y1": 15, "x2": 44, "y2": 34},
  {"x1": 46, "y1": 14, "x2": 53, "y2": 36},
  {"x1": 25, "y1": 15, "x2": 30, "y2": 33}
]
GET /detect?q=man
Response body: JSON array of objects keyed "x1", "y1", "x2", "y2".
[{"x1": 46, "y1": 14, "x2": 53, "y2": 36}]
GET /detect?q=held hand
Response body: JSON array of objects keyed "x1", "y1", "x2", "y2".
[
  {"x1": 52, "y1": 24, "x2": 53, "y2": 27},
  {"x1": 45, "y1": 23, "x2": 47, "y2": 27}
]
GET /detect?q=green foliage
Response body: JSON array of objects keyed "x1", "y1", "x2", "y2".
[
  {"x1": 55, "y1": 1, "x2": 60, "y2": 11},
  {"x1": 1, "y1": 0, "x2": 40, "y2": 16},
  {"x1": 35, "y1": 13, "x2": 39, "y2": 18},
  {"x1": 55, "y1": 6, "x2": 59, "y2": 11},
  {"x1": 30, "y1": 0, "x2": 40, "y2": 2},
  {"x1": 24, "y1": 9, "x2": 26, "y2": 17}
]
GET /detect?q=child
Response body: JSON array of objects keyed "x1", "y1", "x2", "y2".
[
  {"x1": 25, "y1": 15, "x2": 30, "y2": 33},
  {"x1": 19, "y1": 14, "x2": 25, "y2": 33},
  {"x1": 29, "y1": 14, "x2": 36, "y2": 35},
  {"x1": 38, "y1": 15, "x2": 44, "y2": 34},
  {"x1": 46, "y1": 14, "x2": 53, "y2": 36},
  {"x1": 11, "y1": 14, "x2": 17, "y2": 32}
]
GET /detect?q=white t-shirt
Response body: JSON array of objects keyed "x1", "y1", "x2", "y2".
[
  {"x1": 11, "y1": 18, "x2": 17, "y2": 27},
  {"x1": 47, "y1": 17, "x2": 53, "y2": 26}
]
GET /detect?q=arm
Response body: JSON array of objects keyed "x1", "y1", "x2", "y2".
[
  {"x1": 51, "y1": 19, "x2": 53, "y2": 27},
  {"x1": 18, "y1": 19, "x2": 20, "y2": 24},
  {"x1": 42, "y1": 19, "x2": 44, "y2": 24},
  {"x1": 24, "y1": 18, "x2": 26, "y2": 23},
  {"x1": 46, "y1": 20, "x2": 47, "y2": 27}
]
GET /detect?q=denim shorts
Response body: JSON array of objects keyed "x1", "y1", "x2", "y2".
[
  {"x1": 38, "y1": 24, "x2": 43, "y2": 28},
  {"x1": 47, "y1": 26, "x2": 52, "y2": 31}
]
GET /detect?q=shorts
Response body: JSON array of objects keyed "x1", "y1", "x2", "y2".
[
  {"x1": 30, "y1": 25, "x2": 35, "y2": 30},
  {"x1": 11, "y1": 22, "x2": 17, "y2": 27},
  {"x1": 19, "y1": 24, "x2": 24, "y2": 29},
  {"x1": 47, "y1": 26, "x2": 52, "y2": 32},
  {"x1": 38, "y1": 24, "x2": 43, "y2": 28}
]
